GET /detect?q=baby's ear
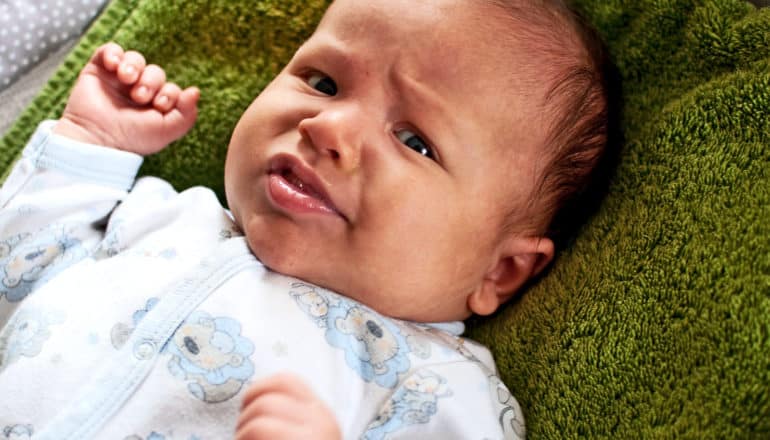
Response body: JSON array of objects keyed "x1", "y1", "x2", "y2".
[{"x1": 467, "y1": 236, "x2": 554, "y2": 316}]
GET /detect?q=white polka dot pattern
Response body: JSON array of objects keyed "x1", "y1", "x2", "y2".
[{"x1": 0, "y1": 0, "x2": 108, "y2": 90}]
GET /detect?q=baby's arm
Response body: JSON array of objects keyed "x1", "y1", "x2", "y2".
[
  {"x1": 0, "y1": 43, "x2": 198, "y2": 231},
  {"x1": 0, "y1": 44, "x2": 197, "y2": 317},
  {"x1": 53, "y1": 42, "x2": 199, "y2": 155},
  {"x1": 236, "y1": 373, "x2": 341, "y2": 440}
]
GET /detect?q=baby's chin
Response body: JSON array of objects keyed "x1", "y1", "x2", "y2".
[
  {"x1": 241, "y1": 230, "x2": 303, "y2": 275},
  {"x1": 243, "y1": 235, "x2": 390, "y2": 315},
  {"x1": 240, "y1": 228, "x2": 333, "y2": 286},
  {"x1": 236, "y1": 215, "x2": 473, "y2": 323}
]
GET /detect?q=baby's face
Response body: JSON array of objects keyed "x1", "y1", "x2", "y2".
[{"x1": 225, "y1": 0, "x2": 546, "y2": 322}]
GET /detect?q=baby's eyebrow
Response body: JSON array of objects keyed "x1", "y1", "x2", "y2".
[
  {"x1": 392, "y1": 72, "x2": 443, "y2": 110},
  {"x1": 389, "y1": 68, "x2": 454, "y2": 134},
  {"x1": 297, "y1": 35, "x2": 355, "y2": 72}
]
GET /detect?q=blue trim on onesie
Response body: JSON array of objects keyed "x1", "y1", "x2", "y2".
[
  {"x1": 35, "y1": 237, "x2": 259, "y2": 440},
  {"x1": 24, "y1": 120, "x2": 143, "y2": 190},
  {"x1": 424, "y1": 321, "x2": 465, "y2": 336}
]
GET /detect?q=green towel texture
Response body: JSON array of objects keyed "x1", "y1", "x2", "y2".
[{"x1": 1, "y1": 0, "x2": 768, "y2": 437}]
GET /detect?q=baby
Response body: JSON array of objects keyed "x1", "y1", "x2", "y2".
[{"x1": 0, "y1": 0, "x2": 613, "y2": 438}]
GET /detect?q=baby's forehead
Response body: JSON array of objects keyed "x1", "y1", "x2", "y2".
[
  {"x1": 317, "y1": 0, "x2": 545, "y2": 98},
  {"x1": 311, "y1": 0, "x2": 553, "y2": 160}
]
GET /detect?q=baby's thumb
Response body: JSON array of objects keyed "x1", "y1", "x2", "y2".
[
  {"x1": 164, "y1": 87, "x2": 200, "y2": 140},
  {"x1": 178, "y1": 87, "x2": 200, "y2": 120}
]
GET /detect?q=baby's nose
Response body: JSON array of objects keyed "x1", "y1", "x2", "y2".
[{"x1": 298, "y1": 106, "x2": 364, "y2": 171}]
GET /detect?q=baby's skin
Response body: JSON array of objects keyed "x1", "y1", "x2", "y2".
[
  {"x1": 53, "y1": 42, "x2": 199, "y2": 153},
  {"x1": 51, "y1": 1, "x2": 560, "y2": 437},
  {"x1": 60, "y1": 0, "x2": 556, "y2": 325},
  {"x1": 223, "y1": 0, "x2": 554, "y2": 324},
  {"x1": 52, "y1": 42, "x2": 340, "y2": 440}
]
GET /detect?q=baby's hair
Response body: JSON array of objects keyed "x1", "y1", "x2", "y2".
[{"x1": 487, "y1": 0, "x2": 622, "y2": 250}]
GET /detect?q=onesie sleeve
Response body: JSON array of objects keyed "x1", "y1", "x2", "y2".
[
  {"x1": 0, "y1": 121, "x2": 142, "y2": 316},
  {"x1": 360, "y1": 363, "x2": 526, "y2": 440},
  {"x1": 0, "y1": 120, "x2": 143, "y2": 211}
]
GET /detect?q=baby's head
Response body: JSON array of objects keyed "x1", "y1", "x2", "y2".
[{"x1": 224, "y1": 0, "x2": 614, "y2": 322}]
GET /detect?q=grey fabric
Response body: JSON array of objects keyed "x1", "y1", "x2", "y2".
[
  {"x1": 0, "y1": 0, "x2": 107, "y2": 90},
  {"x1": 0, "y1": 39, "x2": 75, "y2": 136}
]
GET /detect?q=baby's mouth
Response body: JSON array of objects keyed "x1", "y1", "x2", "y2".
[
  {"x1": 267, "y1": 155, "x2": 345, "y2": 220},
  {"x1": 280, "y1": 168, "x2": 326, "y2": 201}
]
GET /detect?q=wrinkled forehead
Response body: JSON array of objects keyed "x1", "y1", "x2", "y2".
[
  {"x1": 314, "y1": 0, "x2": 509, "y2": 85},
  {"x1": 311, "y1": 0, "x2": 545, "y2": 138},
  {"x1": 320, "y1": 0, "x2": 461, "y2": 36}
]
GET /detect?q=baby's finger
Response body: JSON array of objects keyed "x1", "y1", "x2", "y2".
[
  {"x1": 153, "y1": 82, "x2": 181, "y2": 113},
  {"x1": 117, "y1": 50, "x2": 147, "y2": 85},
  {"x1": 98, "y1": 42, "x2": 124, "y2": 72},
  {"x1": 241, "y1": 373, "x2": 317, "y2": 410},
  {"x1": 236, "y1": 418, "x2": 297, "y2": 440},
  {"x1": 130, "y1": 64, "x2": 166, "y2": 105},
  {"x1": 86, "y1": 42, "x2": 124, "y2": 72},
  {"x1": 236, "y1": 393, "x2": 297, "y2": 430}
]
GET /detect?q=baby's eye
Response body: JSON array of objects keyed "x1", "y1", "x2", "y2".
[
  {"x1": 396, "y1": 129, "x2": 435, "y2": 160},
  {"x1": 307, "y1": 73, "x2": 337, "y2": 96}
]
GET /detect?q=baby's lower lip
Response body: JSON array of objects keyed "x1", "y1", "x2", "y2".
[{"x1": 267, "y1": 173, "x2": 341, "y2": 218}]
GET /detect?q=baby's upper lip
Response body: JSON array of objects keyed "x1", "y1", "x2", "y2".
[{"x1": 267, "y1": 153, "x2": 347, "y2": 221}]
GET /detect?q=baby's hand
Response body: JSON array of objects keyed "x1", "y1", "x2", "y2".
[
  {"x1": 53, "y1": 42, "x2": 199, "y2": 155},
  {"x1": 236, "y1": 373, "x2": 341, "y2": 440}
]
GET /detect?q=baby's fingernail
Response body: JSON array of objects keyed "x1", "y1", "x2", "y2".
[
  {"x1": 109, "y1": 55, "x2": 120, "y2": 64},
  {"x1": 156, "y1": 95, "x2": 168, "y2": 106},
  {"x1": 137, "y1": 86, "x2": 148, "y2": 97},
  {"x1": 123, "y1": 65, "x2": 135, "y2": 75}
]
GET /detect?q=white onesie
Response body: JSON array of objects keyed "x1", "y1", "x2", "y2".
[{"x1": 0, "y1": 121, "x2": 526, "y2": 440}]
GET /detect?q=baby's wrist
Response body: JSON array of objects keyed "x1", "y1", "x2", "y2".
[{"x1": 52, "y1": 117, "x2": 122, "y2": 150}]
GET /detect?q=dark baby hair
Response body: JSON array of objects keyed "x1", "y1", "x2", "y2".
[{"x1": 488, "y1": 0, "x2": 622, "y2": 250}]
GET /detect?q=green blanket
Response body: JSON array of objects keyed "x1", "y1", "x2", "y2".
[{"x1": 1, "y1": 0, "x2": 768, "y2": 437}]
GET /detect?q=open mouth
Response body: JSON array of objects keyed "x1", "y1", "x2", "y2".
[
  {"x1": 267, "y1": 155, "x2": 345, "y2": 220},
  {"x1": 279, "y1": 168, "x2": 327, "y2": 201}
]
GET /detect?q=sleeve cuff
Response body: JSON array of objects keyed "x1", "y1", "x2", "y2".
[{"x1": 23, "y1": 120, "x2": 144, "y2": 190}]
